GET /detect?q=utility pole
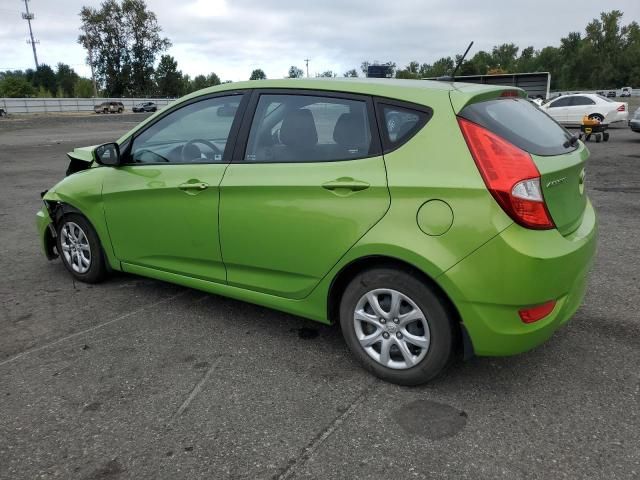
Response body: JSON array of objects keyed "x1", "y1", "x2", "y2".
[
  {"x1": 304, "y1": 58, "x2": 310, "y2": 78},
  {"x1": 21, "y1": 0, "x2": 39, "y2": 69}
]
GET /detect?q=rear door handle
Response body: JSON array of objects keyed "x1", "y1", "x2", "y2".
[
  {"x1": 178, "y1": 181, "x2": 209, "y2": 192},
  {"x1": 322, "y1": 177, "x2": 370, "y2": 192}
]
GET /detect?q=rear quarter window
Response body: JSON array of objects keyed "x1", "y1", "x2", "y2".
[
  {"x1": 375, "y1": 100, "x2": 432, "y2": 153},
  {"x1": 459, "y1": 98, "x2": 576, "y2": 156}
]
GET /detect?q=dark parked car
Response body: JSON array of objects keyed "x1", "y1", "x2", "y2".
[
  {"x1": 94, "y1": 102, "x2": 124, "y2": 114},
  {"x1": 629, "y1": 108, "x2": 640, "y2": 133},
  {"x1": 132, "y1": 102, "x2": 158, "y2": 113},
  {"x1": 606, "y1": 90, "x2": 616, "y2": 98}
]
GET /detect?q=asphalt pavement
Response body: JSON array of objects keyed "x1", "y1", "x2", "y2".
[{"x1": 0, "y1": 112, "x2": 639, "y2": 479}]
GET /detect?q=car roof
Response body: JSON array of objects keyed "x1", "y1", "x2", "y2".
[{"x1": 182, "y1": 77, "x2": 509, "y2": 105}]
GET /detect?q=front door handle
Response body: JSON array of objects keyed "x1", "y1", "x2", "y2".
[
  {"x1": 322, "y1": 177, "x2": 370, "y2": 192},
  {"x1": 178, "y1": 181, "x2": 209, "y2": 193}
]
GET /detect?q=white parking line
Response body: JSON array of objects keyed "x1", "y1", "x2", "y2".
[{"x1": 0, "y1": 290, "x2": 190, "y2": 368}]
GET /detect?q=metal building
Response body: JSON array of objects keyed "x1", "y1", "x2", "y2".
[{"x1": 429, "y1": 72, "x2": 551, "y2": 99}]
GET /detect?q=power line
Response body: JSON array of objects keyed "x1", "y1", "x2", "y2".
[{"x1": 21, "y1": 0, "x2": 39, "y2": 69}]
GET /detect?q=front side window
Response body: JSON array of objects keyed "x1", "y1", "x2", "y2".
[
  {"x1": 129, "y1": 95, "x2": 242, "y2": 164},
  {"x1": 244, "y1": 94, "x2": 373, "y2": 162}
]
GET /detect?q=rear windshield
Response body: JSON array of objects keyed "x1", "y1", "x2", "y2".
[{"x1": 459, "y1": 98, "x2": 577, "y2": 156}]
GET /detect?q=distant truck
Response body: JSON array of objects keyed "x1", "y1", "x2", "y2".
[
  {"x1": 620, "y1": 87, "x2": 633, "y2": 97},
  {"x1": 94, "y1": 101, "x2": 124, "y2": 114}
]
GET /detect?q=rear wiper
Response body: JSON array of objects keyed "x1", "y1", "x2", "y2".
[{"x1": 563, "y1": 135, "x2": 578, "y2": 148}]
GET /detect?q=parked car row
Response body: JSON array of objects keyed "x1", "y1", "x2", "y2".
[
  {"x1": 94, "y1": 101, "x2": 159, "y2": 114},
  {"x1": 541, "y1": 93, "x2": 628, "y2": 125}
]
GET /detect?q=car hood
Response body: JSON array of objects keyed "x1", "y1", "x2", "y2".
[{"x1": 67, "y1": 145, "x2": 96, "y2": 164}]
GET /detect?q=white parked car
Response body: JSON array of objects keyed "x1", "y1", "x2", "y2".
[{"x1": 541, "y1": 93, "x2": 628, "y2": 125}]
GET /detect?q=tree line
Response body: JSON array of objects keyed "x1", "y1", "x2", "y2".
[{"x1": 1, "y1": 7, "x2": 638, "y2": 99}]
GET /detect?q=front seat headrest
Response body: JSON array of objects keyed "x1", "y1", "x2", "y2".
[
  {"x1": 280, "y1": 109, "x2": 318, "y2": 148},
  {"x1": 333, "y1": 112, "x2": 367, "y2": 147}
]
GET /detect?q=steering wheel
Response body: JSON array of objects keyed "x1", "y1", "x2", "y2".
[{"x1": 181, "y1": 139, "x2": 222, "y2": 162}]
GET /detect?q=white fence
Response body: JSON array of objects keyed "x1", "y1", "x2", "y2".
[{"x1": 0, "y1": 97, "x2": 177, "y2": 114}]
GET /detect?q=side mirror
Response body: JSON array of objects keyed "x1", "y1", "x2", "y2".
[{"x1": 94, "y1": 142, "x2": 120, "y2": 166}]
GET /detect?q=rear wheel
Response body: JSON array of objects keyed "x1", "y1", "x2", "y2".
[
  {"x1": 56, "y1": 214, "x2": 107, "y2": 283},
  {"x1": 588, "y1": 113, "x2": 604, "y2": 123},
  {"x1": 339, "y1": 268, "x2": 454, "y2": 385}
]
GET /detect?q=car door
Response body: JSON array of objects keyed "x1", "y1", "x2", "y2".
[
  {"x1": 102, "y1": 92, "x2": 247, "y2": 282},
  {"x1": 219, "y1": 90, "x2": 390, "y2": 299},
  {"x1": 566, "y1": 95, "x2": 595, "y2": 123},
  {"x1": 543, "y1": 96, "x2": 571, "y2": 123}
]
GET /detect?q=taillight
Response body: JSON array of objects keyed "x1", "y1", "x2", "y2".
[
  {"x1": 500, "y1": 90, "x2": 519, "y2": 97},
  {"x1": 519, "y1": 300, "x2": 556, "y2": 323},
  {"x1": 617, "y1": 104, "x2": 625, "y2": 112},
  {"x1": 457, "y1": 117, "x2": 555, "y2": 230}
]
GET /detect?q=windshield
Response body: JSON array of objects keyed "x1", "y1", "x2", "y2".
[{"x1": 459, "y1": 97, "x2": 576, "y2": 156}]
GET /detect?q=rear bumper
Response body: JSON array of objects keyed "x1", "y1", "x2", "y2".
[{"x1": 439, "y1": 199, "x2": 597, "y2": 356}]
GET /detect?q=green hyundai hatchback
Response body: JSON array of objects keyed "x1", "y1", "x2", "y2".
[{"x1": 36, "y1": 78, "x2": 597, "y2": 385}]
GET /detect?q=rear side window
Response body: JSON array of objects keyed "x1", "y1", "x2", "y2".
[
  {"x1": 377, "y1": 102, "x2": 431, "y2": 153},
  {"x1": 570, "y1": 96, "x2": 595, "y2": 106},
  {"x1": 244, "y1": 94, "x2": 375, "y2": 163},
  {"x1": 459, "y1": 98, "x2": 576, "y2": 156},
  {"x1": 548, "y1": 97, "x2": 571, "y2": 108}
]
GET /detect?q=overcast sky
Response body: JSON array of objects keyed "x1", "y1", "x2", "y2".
[{"x1": 1, "y1": 0, "x2": 638, "y2": 81}]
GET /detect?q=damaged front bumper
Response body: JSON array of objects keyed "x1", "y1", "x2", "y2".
[{"x1": 36, "y1": 205, "x2": 57, "y2": 260}]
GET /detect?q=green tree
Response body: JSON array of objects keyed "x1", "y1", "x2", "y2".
[
  {"x1": 0, "y1": 76, "x2": 35, "y2": 97},
  {"x1": 154, "y1": 55, "x2": 182, "y2": 97},
  {"x1": 491, "y1": 43, "x2": 519, "y2": 72},
  {"x1": 56, "y1": 63, "x2": 79, "y2": 97},
  {"x1": 30, "y1": 65, "x2": 57, "y2": 96},
  {"x1": 317, "y1": 70, "x2": 336, "y2": 78},
  {"x1": 343, "y1": 69, "x2": 358, "y2": 77},
  {"x1": 123, "y1": 0, "x2": 171, "y2": 95},
  {"x1": 249, "y1": 68, "x2": 266, "y2": 80},
  {"x1": 74, "y1": 78, "x2": 95, "y2": 97},
  {"x1": 288, "y1": 66, "x2": 304, "y2": 78},
  {"x1": 78, "y1": 0, "x2": 170, "y2": 96}
]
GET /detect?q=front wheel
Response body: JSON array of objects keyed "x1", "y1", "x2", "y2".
[
  {"x1": 339, "y1": 268, "x2": 454, "y2": 385},
  {"x1": 56, "y1": 214, "x2": 107, "y2": 283}
]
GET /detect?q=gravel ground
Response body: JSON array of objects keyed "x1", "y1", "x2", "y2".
[{"x1": 0, "y1": 111, "x2": 639, "y2": 480}]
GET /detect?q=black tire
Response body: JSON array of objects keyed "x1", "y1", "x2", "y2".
[
  {"x1": 588, "y1": 113, "x2": 604, "y2": 123},
  {"x1": 56, "y1": 213, "x2": 107, "y2": 284},
  {"x1": 339, "y1": 267, "x2": 454, "y2": 385},
  {"x1": 118, "y1": 108, "x2": 123, "y2": 113},
  {"x1": 595, "y1": 134, "x2": 601, "y2": 143},
  {"x1": 603, "y1": 132, "x2": 610, "y2": 142}
]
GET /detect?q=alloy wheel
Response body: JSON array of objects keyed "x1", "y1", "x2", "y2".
[
  {"x1": 353, "y1": 288, "x2": 430, "y2": 369},
  {"x1": 60, "y1": 221, "x2": 92, "y2": 274}
]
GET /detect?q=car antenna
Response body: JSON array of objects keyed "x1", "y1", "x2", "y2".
[{"x1": 436, "y1": 41, "x2": 474, "y2": 82}]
